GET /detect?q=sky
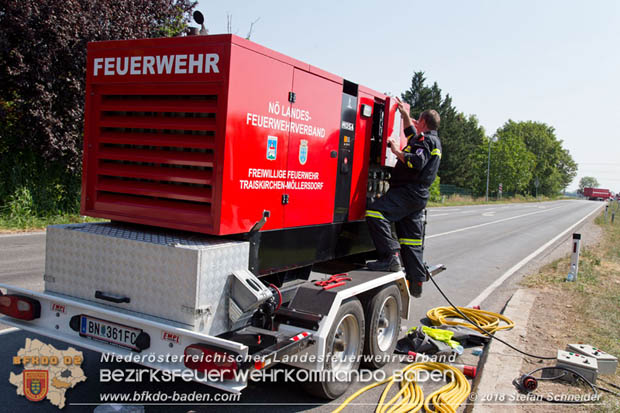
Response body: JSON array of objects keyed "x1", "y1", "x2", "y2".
[{"x1": 195, "y1": 0, "x2": 620, "y2": 192}]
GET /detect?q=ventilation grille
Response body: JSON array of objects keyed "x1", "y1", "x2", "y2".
[{"x1": 93, "y1": 94, "x2": 217, "y2": 228}]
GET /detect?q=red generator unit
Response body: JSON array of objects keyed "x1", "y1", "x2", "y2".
[{"x1": 81, "y1": 34, "x2": 408, "y2": 277}]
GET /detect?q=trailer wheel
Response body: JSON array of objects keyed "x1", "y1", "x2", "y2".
[
  {"x1": 302, "y1": 298, "x2": 365, "y2": 400},
  {"x1": 362, "y1": 284, "x2": 402, "y2": 369}
]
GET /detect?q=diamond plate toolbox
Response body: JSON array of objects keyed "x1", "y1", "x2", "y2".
[{"x1": 44, "y1": 223, "x2": 249, "y2": 335}]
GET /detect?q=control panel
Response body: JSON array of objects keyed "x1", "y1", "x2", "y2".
[
  {"x1": 555, "y1": 349, "x2": 598, "y2": 384},
  {"x1": 567, "y1": 344, "x2": 617, "y2": 375}
]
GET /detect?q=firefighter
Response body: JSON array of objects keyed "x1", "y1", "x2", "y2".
[{"x1": 365, "y1": 99, "x2": 441, "y2": 297}]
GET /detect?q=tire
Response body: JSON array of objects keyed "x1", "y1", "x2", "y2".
[
  {"x1": 362, "y1": 284, "x2": 402, "y2": 369},
  {"x1": 302, "y1": 298, "x2": 365, "y2": 400}
]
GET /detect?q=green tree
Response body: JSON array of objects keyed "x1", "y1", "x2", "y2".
[
  {"x1": 399, "y1": 73, "x2": 579, "y2": 198},
  {"x1": 401, "y1": 72, "x2": 438, "y2": 117},
  {"x1": 578, "y1": 176, "x2": 600, "y2": 193},
  {"x1": 488, "y1": 130, "x2": 536, "y2": 195},
  {"x1": 557, "y1": 148, "x2": 578, "y2": 193},
  {"x1": 493, "y1": 121, "x2": 577, "y2": 196},
  {"x1": 400, "y1": 71, "x2": 485, "y2": 193},
  {"x1": 0, "y1": 0, "x2": 196, "y2": 215},
  {"x1": 441, "y1": 113, "x2": 486, "y2": 190}
]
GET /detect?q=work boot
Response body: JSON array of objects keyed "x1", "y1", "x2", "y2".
[
  {"x1": 367, "y1": 253, "x2": 402, "y2": 272},
  {"x1": 408, "y1": 280, "x2": 423, "y2": 298}
]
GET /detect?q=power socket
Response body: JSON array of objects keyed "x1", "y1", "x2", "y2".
[
  {"x1": 556, "y1": 350, "x2": 598, "y2": 384},
  {"x1": 567, "y1": 344, "x2": 618, "y2": 375}
]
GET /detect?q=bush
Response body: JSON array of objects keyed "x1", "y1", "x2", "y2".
[
  {"x1": 0, "y1": 149, "x2": 81, "y2": 219},
  {"x1": 6, "y1": 187, "x2": 34, "y2": 223},
  {"x1": 0, "y1": 0, "x2": 196, "y2": 220},
  {"x1": 429, "y1": 176, "x2": 441, "y2": 202}
]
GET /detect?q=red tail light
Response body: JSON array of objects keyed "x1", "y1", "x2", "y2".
[
  {"x1": 0, "y1": 294, "x2": 41, "y2": 320},
  {"x1": 184, "y1": 344, "x2": 238, "y2": 380}
]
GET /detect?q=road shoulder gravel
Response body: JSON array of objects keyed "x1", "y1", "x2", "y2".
[{"x1": 469, "y1": 209, "x2": 606, "y2": 412}]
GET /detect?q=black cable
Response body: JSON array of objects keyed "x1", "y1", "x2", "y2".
[
  {"x1": 421, "y1": 210, "x2": 556, "y2": 359},
  {"x1": 524, "y1": 366, "x2": 599, "y2": 403},
  {"x1": 421, "y1": 214, "x2": 616, "y2": 403},
  {"x1": 536, "y1": 371, "x2": 568, "y2": 381},
  {"x1": 426, "y1": 267, "x2": 556, "y2": 360},
  {"x1": 599, "y1": 377, "x2": 620, "y2": 391},
  {"x1": 596, "y1": 385, "x2": 620, "y2": 398},
  {"x1": 423, "y1": 252, "x2": 617, "y2": 404}
]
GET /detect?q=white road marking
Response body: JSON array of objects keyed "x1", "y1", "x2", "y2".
[
  {"x1": 0, "y1": 327, "x2": 19, "y2": 335},
  {"x1": 428, "y1": 213, "x2": 451, "y2": 217},
  {"x1": 0, "y1": 231, "x2": 45, "y2": 238},
  {"x1": 428, "y1": 204, "x2": 565, "y2": 239},
  {"x1": 466, "y1": 203, "x2": 604, "y2": 307},
  {"x1": 482, "y1": 212, "x2": 496, "y2": 217}
]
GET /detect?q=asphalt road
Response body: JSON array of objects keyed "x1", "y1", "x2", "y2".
[
  {"x1": 0, "y1": 231, "x2": 45, "y2": 293},
  {"x1": 0, "y1": 200, "x2": 604, "y2": 412}
]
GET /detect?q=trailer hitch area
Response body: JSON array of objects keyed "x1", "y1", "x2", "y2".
[{"x1": 425, "y1": 264, "x2": 446, "y2": 280}]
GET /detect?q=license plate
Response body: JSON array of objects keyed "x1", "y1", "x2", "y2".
[{"x1": 79, "y1": 315, "x2": 143, "y2": 351}]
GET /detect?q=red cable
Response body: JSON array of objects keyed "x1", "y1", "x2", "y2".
[{"x1": 269, "y1": 283, "x2": 282, "y2": 311}]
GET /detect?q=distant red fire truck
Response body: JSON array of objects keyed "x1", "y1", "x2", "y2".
[{"x1": 583, "y1": 187, "x2": 612, "y2": 201}]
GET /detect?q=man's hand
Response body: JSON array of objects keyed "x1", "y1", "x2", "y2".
[
  {"x1": 395, "y1": 97, "x2": 413, "y2": 131},
  {"x1": 388, "y1": 137, "x2": 400, "y2": 153},
  {"x1": 395, "y1": 97, "x2": 408, "y2": 117},
  {"x1": 388, "y1": 137, "x2": 405, "y2": 162}
]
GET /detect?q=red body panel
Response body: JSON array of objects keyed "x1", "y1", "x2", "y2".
[
  {"x1": 81, "y1": 35, "x2": 398, "y2": 235},
  {"x1": 220, "y1": 43, "x2": 293, "y2": 232},
  {"x1": 348, "y1": 92, "x2": 375, "y2": 221},
  {"x1": 282, "y1": 69, "x2": 341, "y2": 227}
]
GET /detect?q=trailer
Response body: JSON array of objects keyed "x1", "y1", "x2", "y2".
[
  {"x1": 0, "y1": 223, "x2": 444, "y2": 398},
  {"x1": 0, "y1": 33, "x2": 441, "y2": 399}
]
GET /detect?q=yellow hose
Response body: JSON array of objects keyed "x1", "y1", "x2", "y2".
[
  {"x1": 332, "y1": 362, "x2": 471, "y2": 413},
  {"x1": 333, "y1": 307, "x2": 512, "y2": 412},
  {"x1": 426, "y1": 306, "x2": 514, "y2": 334}
]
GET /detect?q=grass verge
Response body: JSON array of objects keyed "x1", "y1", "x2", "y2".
[
  {"x1": 0, "y1": 214, "x2": 105, "y2": 233},
  {"x1": 520, "y1": 203, "x2": 620, "y2": 412},
  {"x1": 427, "y1": 194, "x2": 571, "y2": 207}
]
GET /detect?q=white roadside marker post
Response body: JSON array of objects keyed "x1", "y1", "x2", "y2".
[{"x1": 566, "y1": 233, "x2": 581, "y2": 282}]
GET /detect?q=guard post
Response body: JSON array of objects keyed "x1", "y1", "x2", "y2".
[{"x1": 569, "y1": 233, "x2": 581, "y2": 281}]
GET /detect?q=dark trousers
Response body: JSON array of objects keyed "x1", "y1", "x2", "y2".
[{"x1": 366, "y1": 185, "x2": 427, "y2": 282}]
